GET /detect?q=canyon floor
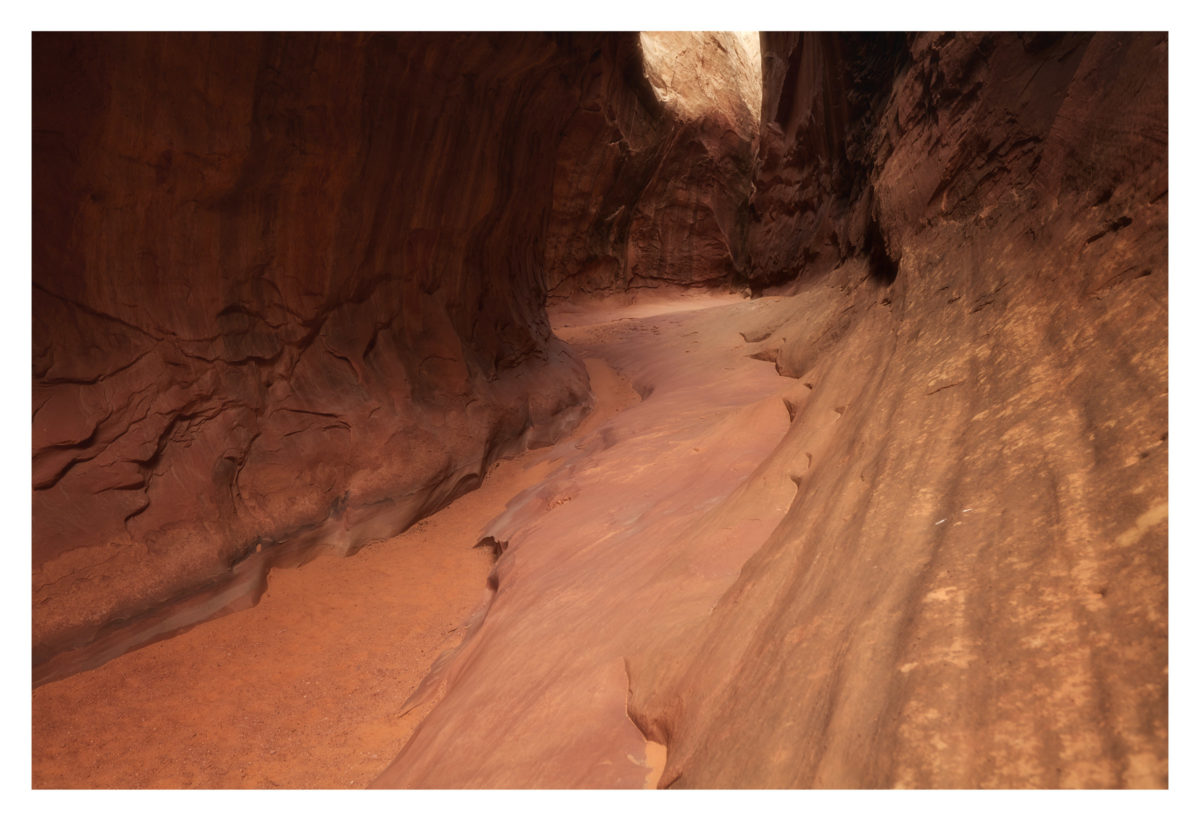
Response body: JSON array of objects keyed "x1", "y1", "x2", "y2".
[{"x1": 33, "y1": 289, "x2": 783, "y2": 789}]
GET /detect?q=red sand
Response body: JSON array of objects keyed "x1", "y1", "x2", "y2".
[{"x1": 32, "y1": 346, "x2": 639, "y2": 789}]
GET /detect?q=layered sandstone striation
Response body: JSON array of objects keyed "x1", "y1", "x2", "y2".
[
  {"x1": 32, "y1": 31, "x2": 1168, "y2": 789},
  {"x1": 375, "y1": 32, "x2": 1167, "y2": 788},
  {"x1": 746, "y1": 33, "x2": 908, "y2": 288},
  {"x1": 640, "y1": 32, "x2": 1168, "y2": 787},
  {"x1": 544, "y1": 32, "x2": 760, "y2": 297},
  {"x1": 32, "y1": 32, "x2": 600, "y2": 683}
]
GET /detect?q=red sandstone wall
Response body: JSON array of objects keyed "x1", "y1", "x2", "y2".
[
  {"x1": 371, "y1": 32, "x2": 1168, "y2": 788},
  {"x1": 32, "y1": 31, "x2": 1169, "y2": 787},
  {"x1": 543, "y1": 33, "x2": 758, "y2": 296},
  {"x1": 631, "y1": 32, "x2": 1169, "y2": 786},
  {"x1": 746, "y1": 32, "x2": 907, "y2": 287},
  {"x1": 32, "y1": 32, "x2": 599, "y2": 682}
]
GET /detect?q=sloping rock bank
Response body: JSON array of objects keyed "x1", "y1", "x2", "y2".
[
  {"x1": 645, "y1": 32, "x2": 1168, "y2": 788},
  {"x1": 375, "y1": 292, "x2": 799, "y2": 787}
]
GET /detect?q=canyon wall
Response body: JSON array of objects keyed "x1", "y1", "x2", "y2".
[
  {"x1": 33, "y1": 31, "x2": 1168, "y2": 788},
  {"x1": 544, "y1": 32, "x2": 760, "y2": 297},
  {"x1": 746, "y1": 33, "x2": 907, "y2": 287},
  {"x1": 629, "y1": 31, "x2": 1169, "y2": 787},
  {"x1": 375, "y1": 32, "x2": 1168, "y2": 788},
  {"x1": 32, "y1": 32, "x2": 600, "y2": 683}
]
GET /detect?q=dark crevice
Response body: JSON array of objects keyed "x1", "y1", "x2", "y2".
[
  {"x1": 865, "y1": 214, "x2": 899, "y2": 286},
  {"x1": 477, "y1": 535, "x2": 509, "y2": 560}
]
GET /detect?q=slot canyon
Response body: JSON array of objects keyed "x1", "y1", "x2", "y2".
[{"x1": 31, "y1": 31, "x2": 1167, "y2": 789}]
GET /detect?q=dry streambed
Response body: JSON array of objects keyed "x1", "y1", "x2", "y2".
[{"x1": 34, "y1": 291, "x2": 784, "y2": 788}]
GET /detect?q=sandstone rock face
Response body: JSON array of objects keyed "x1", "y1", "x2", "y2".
[
  {"x1": 32, "y1": 32, "x2": 599, "y2": 683},
  {"x1": 746, "y1": 33, "x2": 907, "y2": 288},
  {"x1": 544, "y1": 33, "x2": 760, "y2": 297},
  {"x1": 636, "y1": 32, "x2": 1169, "y2": 787},
  {"x1": 375, "y1": 32, "x2": 1167, "y2": 788},
  {"x1": 638, "y1": 31, "x2": 761, "y2": 132},
  {"x1": 33, "y1": 31, "x2": 1168, "y2": 789}
]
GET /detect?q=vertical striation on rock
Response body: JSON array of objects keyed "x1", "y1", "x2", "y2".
[
  {"x1": 32, "y1": 30, "x2": 1168, "y2": 790},
  {"x1": 544, "y1": 32, "x2": 761, "y2": 297},
  {"x1": 32, "y1": 32, "x2": 604, "y2": 684},
  {"x1": 746, "y1": 33, "x2": 908, "y2": 288},
  {"x1": 373, "y1": 31, "x2": 1167, "y2": 789},
  {"x1": 629, "y1": 31, "x2": 1168, "y2": 788}
]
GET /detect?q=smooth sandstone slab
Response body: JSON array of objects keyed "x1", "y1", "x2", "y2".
[{"x1": 375, "y1": 294, "x2": 798, "y2": 787}]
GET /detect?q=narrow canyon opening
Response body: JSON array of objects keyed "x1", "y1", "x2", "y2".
[{"x1": 32, "y1": 31, "x2": 1168, "y2": 790}]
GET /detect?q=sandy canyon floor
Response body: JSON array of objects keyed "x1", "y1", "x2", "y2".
[{"x1": 33, "y1": 290, "x2": 776, "y2": 789}]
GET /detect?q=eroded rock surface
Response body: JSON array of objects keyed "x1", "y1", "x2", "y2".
[
  {"x1": 32, "y1": 32, "x2": 600, "y2": 683},
  {"x1": 373, "y1": 293, "x2": 798, "y2": 788},
  {"x1": 746, "y1": 33, "x2": 907, "y2": 288},
  {"x1": 647, "y1": 32, "x2": 1168, "y2": 787},
  {"x1": 374, "y1": 32, "x2": 1167, "y2": 788},
  {"x1": 544, "y1": 33, "x2": 760, "y2": 297},
  {"x1": 32, "y1": 31, "x2": 1167, "y2": 790}
]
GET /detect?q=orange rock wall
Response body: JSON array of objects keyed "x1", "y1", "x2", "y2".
[
  {"x1": 635, "y1": 31, "x2": 1169, "y2": 787},
  {"x1": 746, "y1": 33, "x2": 907, "y2": 287},
  {"x1": 372, "y1": 31, "x2": 1169, "y2": 788},
  {"x1": 32, "y1": 31, "x2": 1169, "y2": 788},
  {"x1": 32, "y1": 32, "x2": 600, "y2": 682},
  {"x1": 544, "y1": 33, "x2": 758, "y2": 296}
]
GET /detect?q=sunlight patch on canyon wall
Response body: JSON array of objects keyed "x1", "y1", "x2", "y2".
[{"x1": 639, "y1": 31, "x2": 762, "y2": 134}]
